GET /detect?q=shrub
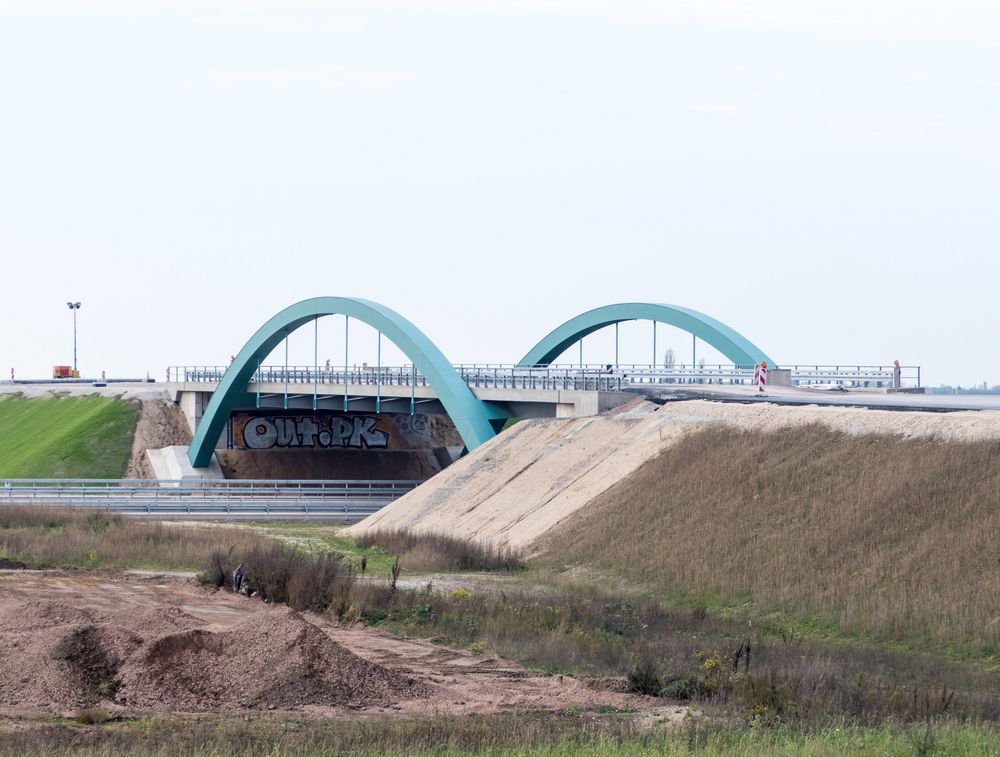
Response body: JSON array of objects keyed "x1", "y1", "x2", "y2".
[
  {"x1": 208, "y1": 542, "x2": 355, "y2": 614},
  {"x1": 626, "y1": 659, "x2": 661, "y2": 695},
  {"x1": 660, "y1": 675, "x2": 699, "y2": 701},
  {"x1": 199, "y1": 546, "x2": 236, "y2": 588},
  {"x1": 287, "y1": 553, "x2": 353, "y2": 613},
  {"x1": 72, "y1": 708, "x2": 112, "y2": 725}
]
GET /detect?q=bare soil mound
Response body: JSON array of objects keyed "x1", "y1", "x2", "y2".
[
  {"x1": 119, "y1": 608, "x2": 425, "y2": 711},
  {"x1": 0, "y1": 618, "x2": 142, "y2": 709},
  {"x1": 114, "y1": 606, "x2": 206, "y2": 636},
  {"x1": 0, "y1": 601, "x2": 424, "y2": 712},
  {"x1": 0, "y1": 601, "x2": 96, "y2": 632}
]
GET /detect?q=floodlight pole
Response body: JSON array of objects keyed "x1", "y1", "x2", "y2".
[{"x1": 66, "y1": 302, "x2": 81, "y2": 372}]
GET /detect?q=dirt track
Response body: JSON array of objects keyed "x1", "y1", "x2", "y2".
[{"x1": 0, "y1": 570, "x2": 673, "y2": 721}]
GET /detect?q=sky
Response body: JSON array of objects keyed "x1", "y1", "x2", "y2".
[{"x1": 1, "y1": 1, "x2": 997, "y2": 386}]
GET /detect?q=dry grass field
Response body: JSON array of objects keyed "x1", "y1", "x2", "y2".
[
  {"x1": 0, "y1": 506, "x2": 268, "y2": 570},
  {"x1": 540, "y1": 424, "x2": 1000, "y2": 659}
]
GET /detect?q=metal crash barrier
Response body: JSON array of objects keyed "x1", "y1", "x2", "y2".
[{"x1": 0, "y1": 478, "x2": 421, "y2": 522}]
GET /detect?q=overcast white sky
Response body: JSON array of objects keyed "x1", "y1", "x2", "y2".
[{"x1": 1, "y1": 1, "x2": 997, "y2": 385}]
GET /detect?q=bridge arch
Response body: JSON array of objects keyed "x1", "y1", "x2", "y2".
[
  {"x1": 518, "y1": 303, "x2": 774, "y2": 369},
  {"x1": 187, "y1": 297, "x2": 498, "y2": 468}
]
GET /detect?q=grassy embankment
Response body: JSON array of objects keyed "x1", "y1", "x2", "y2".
[
  {"x1": 540, "y1": 424, "x2": 1000, "y2": 663},
  {"x1": 0, "y1": 394, "x2": 137, "y2": 478}
]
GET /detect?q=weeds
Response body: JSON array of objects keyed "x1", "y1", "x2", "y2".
[
  {"x1": 355, "y1": 528, "x2": 524, "y2": 572},
  {"x1": 346, "y1": 576, "x2": 1000, "y2": 727}
]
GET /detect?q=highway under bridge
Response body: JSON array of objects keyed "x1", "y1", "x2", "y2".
[{"x1": 1, "y1": 479, "x2": 418, "y2": 523}]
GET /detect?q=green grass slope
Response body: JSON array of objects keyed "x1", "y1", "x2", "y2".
[
  {"x1": 539, "y1": 424, "x2": 1000, "y2": 661},
  {"x1": 0, "y1": 394, "x2": 138, "y2": 478}
]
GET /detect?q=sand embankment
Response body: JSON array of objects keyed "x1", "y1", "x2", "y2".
[{"x1": 348, "y1": 399, "x2": 1000, "y2": 548}]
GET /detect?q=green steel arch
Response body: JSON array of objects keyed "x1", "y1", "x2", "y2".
[
  {"x1": 187, "y1": 297, "x2": 499, "y2": 468},
  {"x1": 518, "y1": 303, "x2": 775, "y2": 369}
]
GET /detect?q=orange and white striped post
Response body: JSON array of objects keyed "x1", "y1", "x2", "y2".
[
  {"x1": 758, "y1": 360, "x2": 767, "y2": 395},
  {"x1": 753, "y1": 363, "x2": 760, "y2": 386}
]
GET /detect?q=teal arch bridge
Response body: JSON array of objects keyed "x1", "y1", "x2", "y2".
[{"x1": 173, "y1": 298, "x2": 879, "y2": 469}]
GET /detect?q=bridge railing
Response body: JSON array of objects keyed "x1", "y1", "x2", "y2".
[
  {"x1": 0, "y1": 478, "x2": 421, "y2": 500},
  {"x1": 167, "y1": 363, "x2": 921, "y2": 391},
  {"x1": 168, "y1": 366, "x2": 433, "y2": 387},
  {"x1": 782, "y1": 365, "x2": 921, "y2": 388}
]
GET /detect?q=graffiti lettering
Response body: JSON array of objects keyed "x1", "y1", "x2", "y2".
[
  {"x1": 298, "y1": 417, "x2": 320, "y2": 446},
  {"x1": 237, "y1": 414, "x2": 391, "y2": 450},
  {"x1": 276, "y1": 417, "x2": 298, "y2": 447},
  {"x1": 244, "y1": 418, "x2": 278, "y2": 449}
]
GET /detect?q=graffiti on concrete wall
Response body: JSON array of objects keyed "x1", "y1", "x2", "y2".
[{"x1": 230, "y1": 412, "x2": 432, "y2": 450}]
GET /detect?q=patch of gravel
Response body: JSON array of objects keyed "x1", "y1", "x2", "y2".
[{"x1": 0, "y1": 600, "x2": 425, "y2": 712}]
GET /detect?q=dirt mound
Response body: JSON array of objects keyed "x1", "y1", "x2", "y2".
[
  {"x1": 106, "y1": 606, "x2": 205, "y2": 637},
  {"x1": 0, "y1": 600, "x2": 424, "y2": 713},
  {"x1": 0, "y1": 619, "x2": 142, "y2": 708},
  {"x1": 119, "y1": 608, "x2": 426, "y2": 711},
  {"x1": 0, "y1": 601, "x2": 97, "y2": 632}
]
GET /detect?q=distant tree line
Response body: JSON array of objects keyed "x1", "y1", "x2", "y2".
[{"x1": 927, "y1": 383, "x2": 1000, "y2": 395}]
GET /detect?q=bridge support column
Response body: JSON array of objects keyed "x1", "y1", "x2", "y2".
[{"x1": 178, "y1": 389, "x2": 219, "y2": 439}]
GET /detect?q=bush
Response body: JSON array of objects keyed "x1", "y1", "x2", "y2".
[
  {"x1": 204, "y1": 542, "x2": 355, "y2": 615},
  {"x1": 287, "y1": 553, "x2": 353, "y2": 613},
  {"x1": 660, "y1": 675, "x2": 699, "y2": 701},
  {"x1": 626, "y1": 659, "x2": 661, "y2": 695},
  {"x1": 72, "y1": 708, "x2": 112, "y2": 725},
  {"x1": 199, "y1": 546, "x2": 236, "y2": 588}
]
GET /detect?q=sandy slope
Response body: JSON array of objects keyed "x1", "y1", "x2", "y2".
[{"x1": 348, "y1": 399, "x2": 1000, "y2": 548}]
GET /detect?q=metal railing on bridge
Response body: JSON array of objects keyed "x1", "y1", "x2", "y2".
[
  {"x1": 0, "y1": 478, "x2": 421, "y2": 522},
  {"x1": 169, "y1": 363, "x2": 921, "y2": 391}
]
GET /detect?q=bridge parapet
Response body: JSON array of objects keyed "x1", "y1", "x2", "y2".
[{"x1": 169, "y1": 363, "x2": 921, "y2": 393}]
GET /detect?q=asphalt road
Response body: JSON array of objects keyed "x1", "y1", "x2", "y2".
[{"x1": 629, "y1": 384, "x2": 1000, "y2": 413}]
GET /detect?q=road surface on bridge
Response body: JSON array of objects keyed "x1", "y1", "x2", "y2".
[{"x1": 636, "y1": 384, "x2": 1000, "y2": 412}]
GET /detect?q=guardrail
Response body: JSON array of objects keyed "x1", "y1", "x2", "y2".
[
  {"x1": 169, "y1": 362, "x2": 921, "y2": 391},
  {"x1": 0, "y1": 479, "x2": 421, "y2": 522}
]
